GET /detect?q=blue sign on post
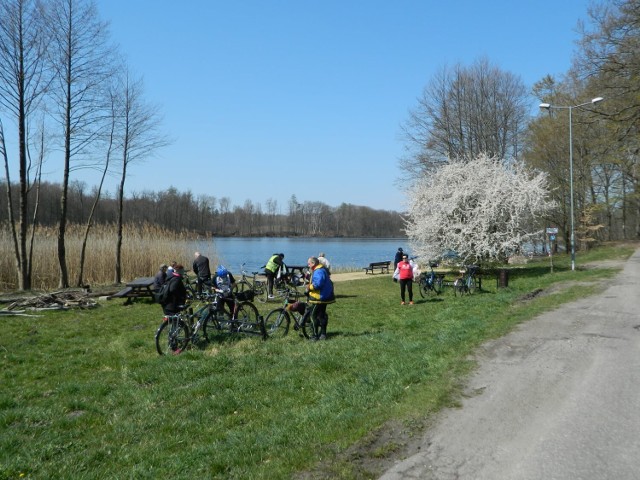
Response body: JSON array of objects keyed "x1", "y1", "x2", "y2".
[{"x1": 550, "y1": 235, "x2": 556, "y2": 241}]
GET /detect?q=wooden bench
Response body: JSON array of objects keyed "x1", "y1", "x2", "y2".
[
  {"x1": 108, "y1": 276, "x2": 157, "y2": 304},
  {"x1": 363, "y1": 261, "x2": 391, "y2": 274}
]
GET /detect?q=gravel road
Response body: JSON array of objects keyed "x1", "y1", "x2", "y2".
[{"x1": 379, "y1": 248, "x2": 640, "y2": 480}]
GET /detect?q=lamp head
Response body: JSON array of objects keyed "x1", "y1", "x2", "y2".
[
  {"x1": 592, "y1": 97, "x2": 604, "y2": 104},
  {"x1": 539, "y1": 103, "x2": 551, "y2": 110}
]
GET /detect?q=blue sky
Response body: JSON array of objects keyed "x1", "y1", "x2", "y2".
[{"x1": 6, "y1": 1, "x2": 593, "y2": 212}]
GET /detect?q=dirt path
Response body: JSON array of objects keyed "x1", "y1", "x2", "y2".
[
  {"x1": 330, "y1": 271, "x2": 383, "y2": 282},
  {"x1": 378, "y1": 248, "x2": 640, "y2": 479}
]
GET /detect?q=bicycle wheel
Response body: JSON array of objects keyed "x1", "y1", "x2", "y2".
[
  {"x1": 419, "y1": 280, "x2": 429, "y2": 298},
  {"x1": 234, "y1": 280, "x2": 252, "y2": 294},
  {"x1": 453, "y1": 278, "x2": 465, "y2": 297},
  {"x1": 434, "y1": 276, "x2": 444, "y2": 294},
  {"x1": 203, "y1": 306, "x2": 232, "y2": 339},
  {"x1": 253, "y1": 279, "x2": 266, "y2": 297},
  {"x1": 301, "y1": 309, "x2": 319, "y2": 340},
  {"x1": 155, "y1": 317, "x2": 190, "y2": 355},
  {"x1": 233, "y1": 301, "x2": 261, "y2": 334},
  {"x1": 467, "y1": 276, "x2": 478, "y2": 295},
  {"x1": 264, "y1": 308, "x2": 290, "y2": 337},
  {"x1": 256, "y1": 283, "x2": 270, "y2": 303}
]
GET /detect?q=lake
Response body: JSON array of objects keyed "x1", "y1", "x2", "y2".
[{"x1": 193, "y1": 237, "x2": 408, "y2": 273}]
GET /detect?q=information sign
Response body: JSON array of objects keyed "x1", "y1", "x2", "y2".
[{"x1": 546, "y1": 227, "x2": 558, "y2": 234}]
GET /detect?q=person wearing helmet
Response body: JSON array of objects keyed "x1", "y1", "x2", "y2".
[{"x1": 213, "y1": 265, "x2": 236, "y2": 311}]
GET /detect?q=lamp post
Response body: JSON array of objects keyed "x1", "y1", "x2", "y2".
[{"x1": 539, "y1": 96, "x2": 603, "y2": 271}]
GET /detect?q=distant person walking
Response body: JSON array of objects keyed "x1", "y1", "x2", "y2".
[
  {"x1": 395, "y1": 253, "x2": 415, "y2": 305},
  {"x1": 394, "y1": 247, "x2": 404, "y2": 270}
]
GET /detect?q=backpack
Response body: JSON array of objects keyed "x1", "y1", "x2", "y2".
[{"x1": 153, "y1": 281, "x2": 171, "y2": 305}]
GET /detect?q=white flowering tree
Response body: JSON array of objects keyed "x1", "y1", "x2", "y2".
[{"x1": 405, "y1": 154, "x2": 555, "y2": 264}]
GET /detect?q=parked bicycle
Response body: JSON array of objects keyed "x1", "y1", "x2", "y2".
[
  {"x1": 418, "y1": 263, "x2": 444, "y2": 298},
  {"x1": 155, "y1": 292, "x2": 223, "y2": 355},
  {"x1": 263, "y1": 287, "x2": 321, "y2": 339},
  {"x1": 453, "y1": 265, "x2": 481, "y2": 296},
  {"x1": 155, "y1": 290, "x2": 265, "y2": 355},
  {"x1": 225, "y1": 288, "x2": 265, "y2": 336},
  {"x1": 233, "y1": 263, "x2": 267, "y2": 302},
  {"x1": 262, "y1": 267, "x2": 305, "y2": 303}
]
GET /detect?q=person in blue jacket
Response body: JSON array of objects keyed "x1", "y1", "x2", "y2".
[{"x1": 305, "y1": 256, "x2": 335, "y2": 340}]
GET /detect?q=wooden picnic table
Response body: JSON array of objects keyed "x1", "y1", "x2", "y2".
[{"x1": 108, "y1": 276, "x2": 157, "y2": 304}]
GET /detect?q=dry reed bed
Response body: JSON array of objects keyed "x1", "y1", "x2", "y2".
[{"x1": 0, "y1": 223, "x2": 218, "y2": 291}]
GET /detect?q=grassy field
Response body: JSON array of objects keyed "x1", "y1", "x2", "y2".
[{"x1": 0, "y1": 244, "x2": 636, "y2": 479}]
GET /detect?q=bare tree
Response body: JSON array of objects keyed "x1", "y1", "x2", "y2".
[
  {"x1": 113, "y1": 70, "x2": 169, "y2": 283},
  {"x1": 76, "y1": 85, "x2": 119, "y2": 287},
  {"x1": 575, "y1": 0, "x2": 640, "y2": 238},
  {"x1": 0, "y1": 0, "x2": 49, "y2": 290},
  {"x1": 401, "y1": 57, "x2": 529, "y2": 176},
  {"x1": 43, "y1": 0, "x2": 114, "y2": 288}
]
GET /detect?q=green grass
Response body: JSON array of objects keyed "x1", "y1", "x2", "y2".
[{"x1": 0, "y1": 244, "x2": 635, "y2": 479}]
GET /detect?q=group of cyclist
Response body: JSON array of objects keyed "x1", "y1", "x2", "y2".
[{"x1": 154, "y1": 251, "x2": 335, "y2": 341}]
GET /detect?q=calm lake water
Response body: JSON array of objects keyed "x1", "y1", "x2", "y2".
[{"x1": 193, "y1": 237, "x2": 408, "y2": 273}]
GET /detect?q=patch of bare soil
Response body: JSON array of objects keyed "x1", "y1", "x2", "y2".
[{"x1": 293, "y1": 418, "x2": 432, "y2": 479}]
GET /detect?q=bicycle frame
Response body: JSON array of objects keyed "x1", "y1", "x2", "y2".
[{"x1": 264, "y1": 289, "x2": 320, "y2": 339}]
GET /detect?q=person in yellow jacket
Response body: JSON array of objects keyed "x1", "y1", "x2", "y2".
[{"x1": 306, "y1": 256, "x2": 335, "y2": 340}]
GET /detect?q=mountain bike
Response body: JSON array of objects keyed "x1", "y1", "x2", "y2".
[
  {"x1": 454, "y1": 265, "x2": 480, "y2": 296},
  {"x1": 263, "y1": 288, "x2": 321, "y2": 339},
  {"x1": 223, "y1": 289, "x2": 266, "y2": 338},
  {"x1": 155, "y1": 292, "x2": 227, "y2": 355},
  {"x1": 155, "y1": 291, "x2": 264, "y2": 355},
  {"x1": 418, "y1": 263, "x2": 444, "y2": 298}
]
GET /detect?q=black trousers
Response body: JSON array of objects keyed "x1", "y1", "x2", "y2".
[
  {"x1": 309, "y1": 303, "x2": 329, "y2": 337},
  {"x1": 399, "y1": 278, "x2": 413, "y2": 302},
  {"x1": 265, "y1": 270, "x2": 276, "y2": 295}
]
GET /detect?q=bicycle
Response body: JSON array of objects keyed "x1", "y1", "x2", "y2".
[
  {"x1": 224, "y1": 288, "x2": 266, "y2": 338},
  {"x1": 155, "y1": 292, "x2": 225, "y2": 355},
  {"x1": 233, "y1": 263, "x2": 267, "y2": 302},
  {"x1": 453, "y1": 265, "x2": 480, "y2": 296},
  {"x1": 155, "y1": 291, "x2": 265, "y2": 355},
  {"x1": 263, "y1": 288, "x2": 322, "y2": 339},
  {"x1": 418, "y1": 263, "x2": 444, "y2": 298},
  {"x1": 261, "y1": 267, "x2": 305, "y2": 303}
]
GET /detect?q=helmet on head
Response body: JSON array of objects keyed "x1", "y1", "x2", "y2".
[{"x1": 216, "y1": 266, "x2": 228, "y2": 277}]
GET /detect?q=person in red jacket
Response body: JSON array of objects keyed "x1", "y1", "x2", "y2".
[{"x1": 395, "y1": 253, "x2": 415, "y2": 305}]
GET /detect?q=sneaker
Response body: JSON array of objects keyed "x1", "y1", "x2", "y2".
[
  {"x1": 318, "y1": 334, "x2": 327, "y2": 340},
  {"x1": 409, "y1": 301, "x2": 414, "y2": 305},
  {"x1": 268, "y1": 295, "x2": 275, "y2": 299},
  {"x1": 401, "y1": 301, "x2": 405, "y2": 305}
]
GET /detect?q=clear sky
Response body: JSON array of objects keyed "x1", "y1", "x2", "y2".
[{"x1": 6, "y1": 1, "x2": 594, "y2": 213}]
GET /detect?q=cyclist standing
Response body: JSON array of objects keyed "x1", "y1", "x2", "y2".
[
  {"x1": 162, "y1": 264, "x2": 187, "y2": 314},
  {"x1": 264, "y1": 253, "x2": 284, "y2": 299},
  {"x1": 192, "y1": 251, "x2": 212, "y2": 294},
  {"x1": 212, "y1": 265, "x2": 236, "y2": 312},
  {"x1": 306, "y1": 256, "x2": 335, "y2": 340},
  {"x1": 395, "y1": 253, "x2": 415, "y2": 305}
]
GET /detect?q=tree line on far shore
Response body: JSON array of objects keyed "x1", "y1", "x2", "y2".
[{"x1": 0, "y1": 181, "x2": 405, "y2": 238}]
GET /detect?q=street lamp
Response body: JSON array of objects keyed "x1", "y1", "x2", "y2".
[{"x1": 539, "y1": 96, "x2": 604, "y2": 271}]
